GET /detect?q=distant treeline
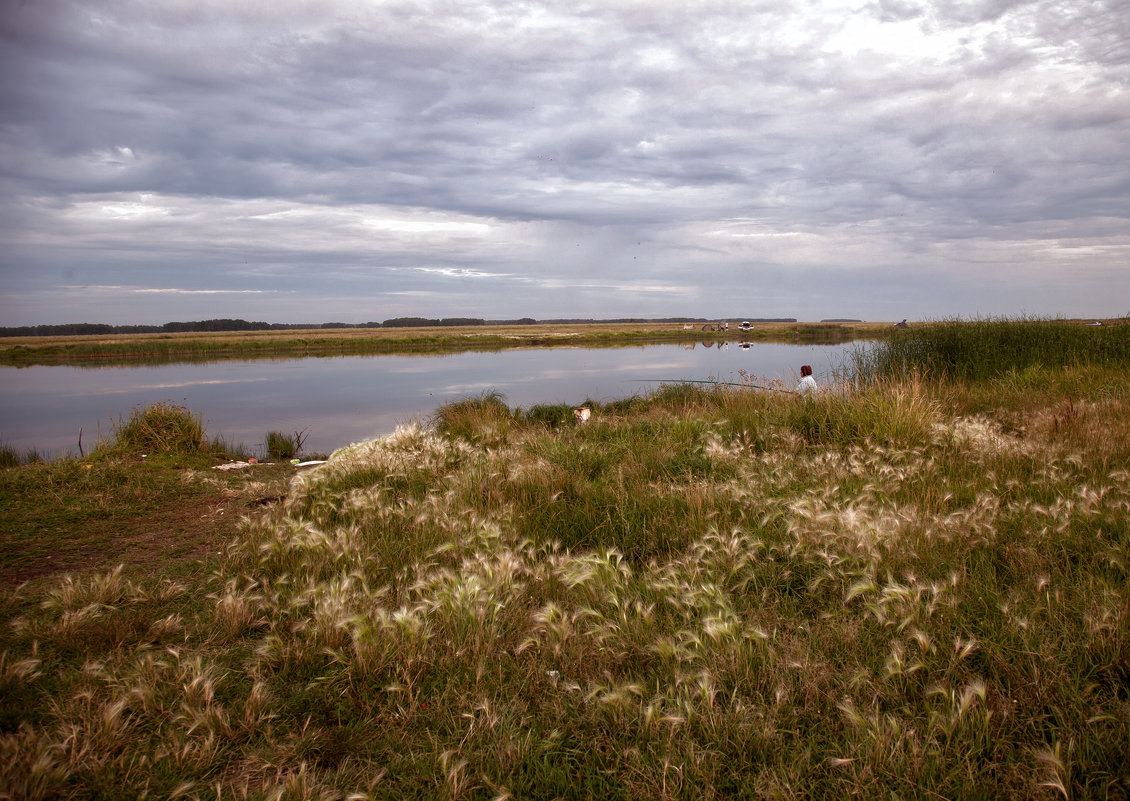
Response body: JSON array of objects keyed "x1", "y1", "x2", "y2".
[
  {"x1": 0, "y1": 318, "x2": 514, "y2": 337},
  {"x1": 0, "y1": 319, "x2": 350, "y2": 337},
  {"x1": 0, "y1": 317, "x2": 798, "y2": 337}
]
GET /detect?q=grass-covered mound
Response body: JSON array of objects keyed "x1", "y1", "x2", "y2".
[{"x1": 2, "y1": 321, "x2": 1128, "y2": 799}]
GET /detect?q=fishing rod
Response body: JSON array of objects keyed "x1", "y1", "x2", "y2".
[{"x1": 635, "y1": 378, "x2": 799, "y2": 394}]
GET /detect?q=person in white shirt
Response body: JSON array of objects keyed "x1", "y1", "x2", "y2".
[{"x1": 795, "y1": 364, "x2": 818, "y2": 394}]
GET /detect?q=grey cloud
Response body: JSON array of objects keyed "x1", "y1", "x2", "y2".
[{"x1": 1, "y1": 0, "x2": 1127, "y2": 325}]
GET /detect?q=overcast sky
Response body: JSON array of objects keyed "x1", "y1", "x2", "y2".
[{"x1": 1, "y1": 0, "x2": 1127, "y2": 325}]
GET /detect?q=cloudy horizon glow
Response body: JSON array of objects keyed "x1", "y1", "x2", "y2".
[{"x1": 2, "y1": 0, "x2": 1128, "y2": 325}]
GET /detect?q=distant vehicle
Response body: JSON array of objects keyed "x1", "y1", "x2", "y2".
[{"x1": 739, "y1": 321, "x2": 753, "y2": 330}]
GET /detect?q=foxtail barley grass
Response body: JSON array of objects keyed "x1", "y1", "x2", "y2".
[{"x1": 2, "y1": 324, "x2": 1129, "y2": 799}]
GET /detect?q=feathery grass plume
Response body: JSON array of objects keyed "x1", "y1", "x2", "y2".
[
  {"x1": 0, "y1": 724, "x2": 69, "y2": 801},
  {"x1": 208, "y1": 577, "x2": 267, "y2": 642},
  {"x1": 933, "y1": 415, "x2": 1034, "y2": 457},
  {"x1": 1035, "y1": 741, "x2": 1072, "y2": 800},
  {"x1": 40, "y1": 564, "x2": 135, "y2": 613},
  {"x1": 0, "y1": 651, "x2": 42, "y2": 690},
  {"x1": 281, "y1": 423, "x2": 473, "y2": 525}
]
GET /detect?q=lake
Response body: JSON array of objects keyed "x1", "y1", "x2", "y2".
[{"x1": 0, "y1": 341, "x2": 861, "y2": 457}]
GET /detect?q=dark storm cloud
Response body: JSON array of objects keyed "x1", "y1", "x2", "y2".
[{"x1": 1, "y1": 0, "x2": 1128, "y2": 324}]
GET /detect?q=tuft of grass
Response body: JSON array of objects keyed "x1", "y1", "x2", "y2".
[
  {"x1": 265, "y1": 429, "x2": 307, "y2": 460},
  {"x1": 0, "y1": 444, "x2": 46, "y2": 468},
  {"x1": 100, "y1": 401, "x2": 208, "y2": 456},
  {"x1": 87, "y1": 401, "x2": 246, "y2": 464},
  {"x1": 430, "y1": 389, "x2": 512, "y2": 442},
  {"x1": 518, "y1": 402, "x2": 586, "y2": 429}
]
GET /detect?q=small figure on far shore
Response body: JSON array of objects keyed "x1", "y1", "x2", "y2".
[{"x1": 795, "y1": 365, "x2": 818, "y2": 395}]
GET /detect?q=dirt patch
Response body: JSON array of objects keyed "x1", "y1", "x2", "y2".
[
  {"x1": 0, "y1": 467, "x2": 290, "y2": 591},
  {"x1": 2, "y1": 495, "x2": 229, "y2": 590}
]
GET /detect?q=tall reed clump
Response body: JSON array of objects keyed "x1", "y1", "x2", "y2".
[{"x1": 856, "y1": 317, "x2": 1130, "y2": 382}]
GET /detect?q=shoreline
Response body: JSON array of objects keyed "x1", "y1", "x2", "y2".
[{"x1": 0, "y1": 321, "x2": 890, "y2": 366}]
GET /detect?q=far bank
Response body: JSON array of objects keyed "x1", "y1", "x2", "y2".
[{"x1": 0, "y1": 320, "x2": 892, "y2": 367}]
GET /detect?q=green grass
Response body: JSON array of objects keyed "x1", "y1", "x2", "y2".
[
  {"x1": 428, "y1": 389, "x2": 513, "y2": 444},
  {"x1": 0, "y1": 443, "x2": 46, "y2": 468},
  {"x1": 2, "y1": 322, "x2": 1129, "y2": 799},
  {"x1": 265, "y1": 429, "x2": 308, "y2": 460},
  {"x1": 0, "y1": 403, "x2": 266, "y2": 586},
  {"x1": 855, "y1": 317, "x2": 1130, "y2": 382}
]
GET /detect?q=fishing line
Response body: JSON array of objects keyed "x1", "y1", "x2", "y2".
[{"x1": 634, "y1": 378, "x2": 799, "y2": 394}]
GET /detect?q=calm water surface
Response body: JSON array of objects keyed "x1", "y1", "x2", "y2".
[{"x1": 1, "y1": 342, "x2": 858, "y2": 457}]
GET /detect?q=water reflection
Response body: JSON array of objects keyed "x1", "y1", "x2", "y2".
[{"x1": 1, "y1": 342, "x2": 860, "y2": 457}]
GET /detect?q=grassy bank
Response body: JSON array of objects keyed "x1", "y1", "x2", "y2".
[
  {"x1": 1, "y1": 322, "x2": 1128, "y2": 799},
  {"x1": 0, "y1": 403, "x2": 295, "y2": 586},
  {"x1": 0, "y1": 321, "x2": 889, "y2": 367}
]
